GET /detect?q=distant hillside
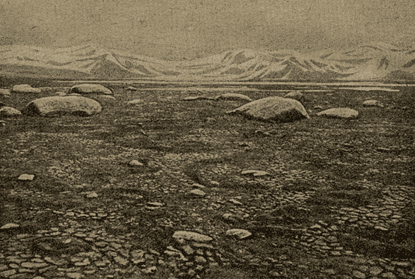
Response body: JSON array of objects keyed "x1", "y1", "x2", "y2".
[{"x1": 0, "y1": 43, "x2": 415, "y2": 82}]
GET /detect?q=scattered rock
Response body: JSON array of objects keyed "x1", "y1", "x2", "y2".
[
  {"x1": 12, "y1": 84, "x2": 41, "y2": 93},
  {"x1": 127, "y1": 99, "x2": 143, "y2": 105},
  {"x1": 182, "y1": 96, "x2": 214, "y2": 101},
  {"x1": 316, "y1": 108, "x2": 359, "y2": 119},
  {"x1": 0, "y1": 106, "x2": 22, "y2": 117},
  {"x1": 227, "y1": 96, "x2": 309, "y2": 123},
  {"x1": 0, "y1": 223, "x2": 20, "y2": 230},
  {"x1": 189, "y1": 189, "x2": 206, "y2": 197},
  {"x1": 284, "y1": 91, "x2": 305, "y2": 102},
  {"x1": 214, "y1": 93, "x2": 252, "y2": 102},
  {"x1": 85, "y1": 192, "x2": 98, "y2": 199},
  {"x1": 126, "y1": 86, "x2": 137, "y2": 91},
  {"x1": 0, "y1": 89, "x2": 11, "y2": 98},
  {"x1": 363, "y1": 100, "x2": 384, "y2": 107},
  {"x1": 172, "y1": 231, "x2": 213, "y2": 243},
  {"x1": 18, "y1": 174, "x2": 35, "y2": 181},
  {"x1": 226, "y1": 229, "x2": 252, "y2": 240},
  {"x1": 68, "y1": 84, "x2": 114, "y2": 95},
  {"x1": 129, "y1": 160, "x2": 145, "y2": 167},
  {"x1": 22, "y1": 96, "x2": 102, "y2": 117}
]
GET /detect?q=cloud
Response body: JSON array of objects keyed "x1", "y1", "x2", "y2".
[{"x1": 1, "y1": 0, "x2": 414, "y2": 60}]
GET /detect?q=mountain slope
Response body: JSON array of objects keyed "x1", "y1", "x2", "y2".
[{"x1": 0, "y1": 43, "x2": 415, "y2": 81}]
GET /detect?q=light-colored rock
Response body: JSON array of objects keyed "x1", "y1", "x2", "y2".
[
  {"x1": 18, "y1": 174, "x2": 35, "y2": 181},
  {"x1": 284, "y1": 91, "x2": 304, "y2": 102},
  {"x1": 215, "y1": 93, "x2": 252, "y2": 102},
  {"x1": 126, "y1": 86, "x2": 137, "y2": 91},
  {"x1": 0, "y1": 89, "x2": 11, "y2": 97},
  {"x1": 12, "y1": 84, "x2": 41, "y2": 93},
  {"x1": 129, "y1": 160, "x2": 144, "y2": 167},
  {"x1": 85, "y1": 192, "x2": 98, "y2": 198},
  {"x1": 68, "y1": 84, "x2": 114, "y2": 95},
  {"x1": 363, "y1": 100, "x2": 384, "y2": 107},
  {"x1": 172, "y1": 231, "x2": 213, "y2": 242},
  {"x1": 182, "y1": 96, "x2": 214, "y2": 101},
  {"x1": 227, "y1": 96, "x2": 309, "y2": 122},
  {"x1": 226, "y1": 229, "x2": 252, "y2": 239},
  {"x1": 189, "y1": 189, "x2": 206, "y2": 197},
  {"x1": 0, "y1": 223, "x2": 19, "y2": 230},
  {"x1": 0, "y1": 120, "x2": 6, "y2": 126},
  {"x1": 127, "y1": 99, "x2": 143, "y2": 105},
  {"x1": 22, "y1": 96, "x2": 102, "y2": 117},
  {"x1": 55, "y1": 92, "x2": 67, "y2": 96},
  {"x1": 241, "y1": 170, "x2": 269, "y2": 176},
  {"x1": 316, "y1": 108, "x2": 358, "y2": 119},
  {"x1": 0, "y1": 106, "x2": 22, "y2": 117}
]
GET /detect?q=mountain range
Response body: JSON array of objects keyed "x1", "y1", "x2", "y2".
[{"x1": 1, "y1": 43, "x2": 415, "y2": 82}]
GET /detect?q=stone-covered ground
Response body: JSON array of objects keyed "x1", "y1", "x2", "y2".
[{"x1": 0, "y1": 84, "x2": 414, "y2": 278}]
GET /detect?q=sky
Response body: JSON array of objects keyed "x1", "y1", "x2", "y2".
[{"x1": 1, "y1": 0, "x2": 414, "y2": 60}]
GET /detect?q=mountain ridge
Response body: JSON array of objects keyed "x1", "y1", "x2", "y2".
[{"x1": 1, "y1": 43, "x2": 415, "y2": 82}]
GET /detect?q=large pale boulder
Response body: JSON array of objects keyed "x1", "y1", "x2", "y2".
[
  {"x1": 0, "y1": 106, "x2": 22, "y2": 117},
  {"x1": 226, "y1": 96, "x2": 309, "y2": 122},
  {"x1": 12, "y1": 84, "x2": 41, "y2": 93},
  {"x1": 22, "y1": 96, "x2": 102, "y2": 117},
  {"x1": 215, "y1": 93, "x2": 252, "y2": 102},
  {"x1": 68, "y1": 84, "x2": 114, "y2": 95},
  {"x1": 317, "y1": 108, "x2": 358, "y2": 119}
]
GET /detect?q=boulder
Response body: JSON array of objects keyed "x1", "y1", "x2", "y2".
[
  {"x1": 0, "y1": 106, "x2": 22, "y2": 117},
  {"x1": 284, "y1": 91, "x2": 304, "y2": 102},
  {"x1": 68, "y1": 84, "x2": 114, "y2": 95},
  {"x1": 127, "y1": 99, "x2": 143, "y2": 105},
  {"x1": 22, "y1": 96, "x2": 102, "y2": 117},
  {"x1": 226, "y1": 96, "x2": 309, "y2": 123},
  {"x1": 317, "y1": 108, "x2": 359, "y2": 119},
  {"x1": 0, "y1": 89, "x2": 11, "y2": 98},
  {"x1": 215, "y1": 93, "x2": 252, "y2": 102},
  {"x1": 182, "y1": 96, "x2": 214, "y2": 101},
  {"x1": 12, "y1": 84, "x2": 41, "y2": 93},
  {"x1": 363, "y1": 100, "x2": 384, "y2": 107}
]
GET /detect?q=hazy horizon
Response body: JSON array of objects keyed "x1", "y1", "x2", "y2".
[{"x1": 1, "y1": 0, "x2": 414, "y2": 61}]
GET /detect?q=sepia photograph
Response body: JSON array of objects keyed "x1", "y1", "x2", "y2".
[{"x1": 0, "y1": 0, "x2": 414, "y2": 278}]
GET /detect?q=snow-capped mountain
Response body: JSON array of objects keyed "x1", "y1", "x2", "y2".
[{"x1": 0, "y1": 43, "x2": 414, "y2": 81}]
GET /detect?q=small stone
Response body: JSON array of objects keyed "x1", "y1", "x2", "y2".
[
  {"x1": 195, "y1": 256, "x2": 207, "y2": 264},
  {"x1": 352, "y1": 270, "x2": 366, "y2": 279},
  {"x1": 229, "y1": 199, "x2": 243, "y2": 205},
  {"x1": 18, "y1": 174, "x2": 35, "y2": 181},
  {"x1": 226, "y1": 229, "x2": 252, "y2": 240},
  {"x1": 0, "y1": 223, "x2": 19, "y2": 230},
  {"x1": 182, "y1": 245, "x2": 194, "y2": 256},
  {"x1": 129, "y1": 160, "x2": 144, "y2": 166},
  {"x1": 173, "y1": 231, "x2": 213, "y2": 243},
  {"x1": 0, "y1": 270, "x2": 17, "y2": 277},
  {"x1": 381, "y1": 272, "x2": 397, "y2": 279},
  {"x1": 189, "y1": 189, "x2": 206, "y2": 197},
  {"x1": 85, "y1": 192, "x2": 98, "y2": 198},
  {"x1": 141, "y1": 266, "x2": 157, "y2": 275},
  {"x1": 67, "y1": 272, "x2": 83, "y2": 279},
  {"x1": 114, "y1": 256, "x2": 129, "y2": 266},
  {"x1": 369, "y1": 266, "x2": 383, "y2": 276},
  {"x1": 21, "y1": 262, "x2": 49, "y2": 269}
]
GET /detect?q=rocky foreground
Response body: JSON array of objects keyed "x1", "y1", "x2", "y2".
[{"x1": 0, "y1": 83, "x2": 414, "y2": 278}]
